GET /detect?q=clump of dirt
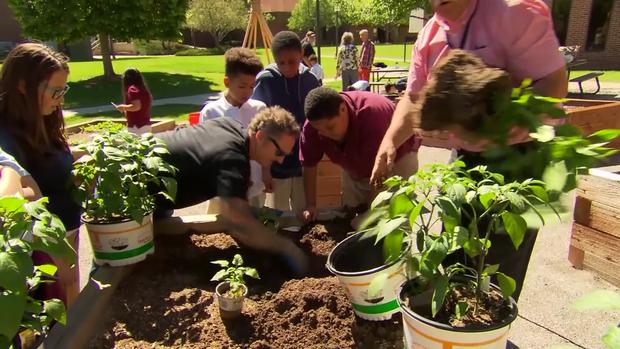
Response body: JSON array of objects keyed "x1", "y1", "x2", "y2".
[
  {"x1": 91, "y1": 219, "x2": 405, "y2": 348},
  {"x1": 417, "y1": 49, "x2": 513, "y2": 132}
]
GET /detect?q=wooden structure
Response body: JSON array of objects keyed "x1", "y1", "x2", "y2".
[
  {"x1": 316, "y1": 156, "x2": 342, "y2": 209},
  {"x1": 242, "y1": 0, "x2": 273, "y2": 63},
  {"x1": 569, "y1": 166, "x2": 620, "y2": 287}
]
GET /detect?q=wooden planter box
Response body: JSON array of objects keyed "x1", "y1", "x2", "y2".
[
  {"x1": 420, "y1": 98, "x2": 620, "y2": 149},
  {"x1": 569, "y1": 165, "x2": 620, "y2": 287},
  {"x1": 316, "y1": 156, "x2": 342, "y2": 209}
]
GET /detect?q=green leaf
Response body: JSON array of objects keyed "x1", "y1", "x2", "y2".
[
  {"x1": 496, "y1": 272, "x2": 516, "y2": 300},
  {"x1": 160, "y1": 177, "x2": 177, "y2": 201},
  {"x1": 529, "y1": 185, "x2": 549, "y2": 202},
  {"x1": 232, "y1": 254, "x2": 243, "y2": 267},
  {"x1": 382, "y1": 230, "x2": 404, "y2": 263},
  {"x1": 573, "y1": 290, "x2": 620, "y2": 311},
  {"x1": 43, "y1": 299, "x2": 67, "y2": 325},
  {"x1": 447, "y1": 183, "x2": 467, "y2": 205},
  {"x1": 0, "y1": 252, "x2": 27, "y2": 293},
  {"x1": 358, "y1": 207, "x2": 388, "y2": 231},
  {"x1": 211, "y1": 270, "x2": 228, "y2": 281},
  {"x1": 0, "y1": 292, "x2": 26, "y2": 339},
  {"x1": 371, "y1": 191, "x2": 393, "y2": 209},
  {"x1": 211, "y1": 260, "x2": 229, "y2": 267},
  {"x1": 389, "y1": 193, "x2": 414, "y2": 218},
  {"x1": 244, "y1": 268, "x2": 260, "y2": 280},
  {"x1": 431, "y1": 275, "x2": 449, "y2": 318},
  {"x1": 408, "y1": 200, "x2": 426, "y2": 231},
  {"x1": 383, "y1": 176, "x2": 402, "y2": 188},
  {"x1": 455, "y1": 301, "x2": 469, "y2": 320},
  {"x1": 482, "y1": 264, "x2": 500, "y2": 276},
  {"x1": 589, "y1": 129, "x2": 620, "y2": 142},
  {"x1": 505, "y1": 192, "x2": 527, "y2": 213},
  {"x1": 543, "y1": 161, "x2": 568, "y2": 192},
  {"x1": 375, "y1": 217, "x2": 407, "y2": 244},
  {"x1": 436, "y1": 197, "x2": 460, "y2": 221},
  {"x1": 602, "y1": 325, "x2": 620, "y2": 349},
  {"x1": 479, "y1": 191, "x2": 496, "y2": 210},
  {"x1": 36, "y1": 264, "x2": 58, "y2": 277},
  {"x1": 501, "y1": 212, "x2": 527, "y2": 249},
  {"x1": 367, "y1": 273, "x2": 388, "y2": 299},
  {"x1": 529, "y1": 125, "x2": 555, "y2": 142}
]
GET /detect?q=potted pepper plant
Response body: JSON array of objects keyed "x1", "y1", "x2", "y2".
[
  {"x1": 73, "y1": 131, "x2": 177, "y2": 267},
  {"x1": 0, "y1": 196, "x2": 75, "y2": 349},
  {"x1": 211, "y1": 254, "x2": 260, "y2": 320}
]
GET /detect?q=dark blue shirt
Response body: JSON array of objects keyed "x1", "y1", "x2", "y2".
[
  {"x1": 252, "y1": 63, "x2": 320, "y2": 178},
  {"x1": 0, "y1": 128, "x2": 81, "y2": 231}
]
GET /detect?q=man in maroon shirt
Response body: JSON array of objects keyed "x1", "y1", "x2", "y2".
[{"x1": 299, "y1": 87, "x2": 421, "y2": 222}]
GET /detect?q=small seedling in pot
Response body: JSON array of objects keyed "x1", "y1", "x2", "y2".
[
  {"x1": 212, "y1": 254, "x2": 260, "y2": 319},
  {"x1": 212, "y1": 254, "x2": 260, "y2": 297}
]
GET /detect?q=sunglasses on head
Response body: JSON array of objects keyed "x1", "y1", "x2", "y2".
[
  {"x1": 268, "y1": 136, "x2": 288, "y2": 156},
  {"x1": 40, "y1": 83, "x2": 70, "y2": 100}
]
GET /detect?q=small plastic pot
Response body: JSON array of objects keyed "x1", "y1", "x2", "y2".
[{"x1": 215, "y1": 282, "x2": 248, "y2": 320}]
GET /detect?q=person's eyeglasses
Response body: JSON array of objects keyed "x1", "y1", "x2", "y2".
[
  {"x1": 268, "y1": 136, "x2": 288, "y2": 156},
  {"x1": 40, "y1": 83, "x2": 70, "y2": 100}
]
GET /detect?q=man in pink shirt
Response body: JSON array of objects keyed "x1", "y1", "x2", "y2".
[
  {"x1": 370, "y1": 0, "x2": 568, "y2": 301},
  {"x1": 299, "y1": 87, "x2": 420, "y2": 222}
]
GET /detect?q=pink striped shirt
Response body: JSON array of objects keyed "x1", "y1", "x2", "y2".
[{"x1": 406, "y1": 0, "x2": 565, "y2": 96}]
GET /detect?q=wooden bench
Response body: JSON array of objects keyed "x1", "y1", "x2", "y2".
[{"x1": 570, "y1": 71, "x2": 604, "y2": 94}]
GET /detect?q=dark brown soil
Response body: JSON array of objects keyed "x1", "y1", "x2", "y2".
[
  {"x1": 405, "y1": 282, "x2": 513, "y2": 330},
  {"x1": 417, "y1": 49, "x2": 512, "y2": 132},
  {"x1": 90, "y1": 219, "x2": 404, "y2": 348}
]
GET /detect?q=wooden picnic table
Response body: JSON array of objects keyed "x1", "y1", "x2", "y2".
[{"x1": 370, "y1": 67, "x2": 409, "y2": 93}]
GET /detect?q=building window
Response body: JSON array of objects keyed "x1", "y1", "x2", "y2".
[
  {"x1": 552, "y1": 0, "x2": 572, "y2": 45},
  {"x1": 586, "y1": 0, "x2": 613, "y2": 51}
]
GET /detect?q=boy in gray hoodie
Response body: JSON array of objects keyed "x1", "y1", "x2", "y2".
[{"x1": 252, "y1": 31, "x2": 320, "y2": 214}]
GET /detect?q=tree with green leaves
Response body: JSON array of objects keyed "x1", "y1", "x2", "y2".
[
  {"x1": 288, "y1": 0, "x2": 338, "y2": 32},
  {"x1": 185, "y1": 0, "x2": 248, "y2": 47},
  {"x1": 8, "y1": 0, "x2": 188, "y2": 77}
]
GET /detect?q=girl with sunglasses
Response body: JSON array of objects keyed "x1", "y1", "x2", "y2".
[{"x1": 0, "y1": 43, "x2": 80, "y2": 307}]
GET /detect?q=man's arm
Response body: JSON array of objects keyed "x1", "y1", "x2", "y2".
[
  {"x1": 218, "y1": 197, "x2": 308, "y2": 274},
  {"x1": 370, "y1": 94, "x2": 421, "y2": 186},
  {"x1": 0, "y1": 166, "x2": 22, "y2": 196}
]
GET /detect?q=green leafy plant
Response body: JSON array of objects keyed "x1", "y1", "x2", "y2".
[
  {"x1": 362, "y1": 161, "x2": 560, "y2": 323},
  {"x1": 255, "y1": 207, "x2": 280, "y2": 231},
  {"x1": 0, "y1": 196, "x2": 75, "y2": 348},
  {"x1": 211, "y1": 254, "x2": 260, "y2": 297},
  {"x1": 81, "y1": 121, "x2": 126, "y2": 135},
  {"x1": 73, "y1": 131, "x2": 177, "y2": 224}
]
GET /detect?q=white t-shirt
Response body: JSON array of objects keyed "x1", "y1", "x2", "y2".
[
  {"x1": 199, "y1": 95, "x2": 267, "y2": 199},
  {"x1": 310, "y1": 63, "x2": 324, "y2": 81},
  {"x1": 0, "y1": 147, "x2": 28, "y2": 176},
  {"x1": 199, "y1": 95, "x2": 266, "y2": 128}
]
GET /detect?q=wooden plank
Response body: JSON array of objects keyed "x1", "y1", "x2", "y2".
[
  {"x1": 317, "y1": 195, "x2": 342, "y2": 208},
  {"x1": 316, "y1": 176, "x2": 342, "y2": 196},
  {"x1": 570, "y1": 223, "x2": 620, "y2": 267},
  {"x1": 317, "y1": 160, "x2": 342, "y2": 177},
  {"x1": 581, "y1": 252, "x2": 620, "y2": 288},
  {"x1": 40, "y1": 265, "x2": 134, "y2": 349},
  {"x1": 574, "y1": 196, "x2": 620, "y2": 238},
  {"x1": 154, "y1": 214, "x2": 227, "y2": 235},
  {"x1": 568, "y1": 244, "x2": 584, "y2": 269},
  {"x1": 577, "y1": 173, "x2": 620, "y2": 209},
  {"x1": 567, "y1": 101, "x2": 620, "y2": 149}
]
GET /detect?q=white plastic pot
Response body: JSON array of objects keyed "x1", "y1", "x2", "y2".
[
  {"x1": 215, "y1": 282, "x2": 247, "y2": 319},
  {"x1": 327, "y1": 231, "x2": 410, "y2": 321},
  {"x1": 398, "y1": 280, "x2": 518, "y2": 349},
  {"x1": 84, "y1": 213, "x2": 155, "y2": 267}
]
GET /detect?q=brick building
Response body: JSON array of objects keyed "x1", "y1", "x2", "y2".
[{"x1": 549, "y1": 0, "x2": 620, "y2": 69}]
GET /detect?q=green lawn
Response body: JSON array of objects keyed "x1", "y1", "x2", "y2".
[{"x1": 65, "y1": 104, "x2": 199, "y2": 126}]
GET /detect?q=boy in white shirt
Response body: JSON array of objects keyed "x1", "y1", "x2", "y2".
[
  {"x1": 0, "y1": 147, "x2": 41, "y2": 198},
  {"x1": 200, "y1": 48, "x2": 268, "y2": 209},
  {"x1": 308, "y1": 54, "x2": 324, "y2": 85}
]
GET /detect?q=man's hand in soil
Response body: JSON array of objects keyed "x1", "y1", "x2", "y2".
[
  {"x1": 218, "y1": 197, "x2": 309, "y2": 276},
  {"x1": 301, "y1": 206, "x2": 317, "y2": 223},
  {"x1": 370, "y1": 140, "x2": 397, "y2": 188}
]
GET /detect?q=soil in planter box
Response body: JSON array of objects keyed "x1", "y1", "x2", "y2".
[{"x1": 91, "y1": 219, "x2": 403, "y2": 348}]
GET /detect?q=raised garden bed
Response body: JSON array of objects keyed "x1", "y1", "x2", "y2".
[
  {"x1": 43, "y1": 219, "x2": 404, "y2": 348},
  {"x1": 66, "y1": 118, "x2": 176, "y2": 145},
  {"x1": 569, "y1": 165, "x2": 620, "y2": 287}
]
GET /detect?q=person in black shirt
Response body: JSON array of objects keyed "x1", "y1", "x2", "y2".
[
  {"x1": 155, "y1": 107, "x2": 308, "y2": 274},
  {"x1": 301, "y1": 31, "x2": 316, "y2": 66}
]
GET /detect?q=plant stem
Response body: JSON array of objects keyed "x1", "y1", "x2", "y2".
[{"x1": 475, "y1": 213, "x2": 496, "y2": 315}]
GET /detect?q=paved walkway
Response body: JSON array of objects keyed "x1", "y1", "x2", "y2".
[{"x1": 63, "y1": 92, "x2": 220, "y2": 117}]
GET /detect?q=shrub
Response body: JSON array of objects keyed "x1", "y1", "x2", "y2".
[{"x1": 175, "y1": 46, "x2": 228, "y2": 56}]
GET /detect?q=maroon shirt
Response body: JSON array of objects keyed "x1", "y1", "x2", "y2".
[
  {"x1": 125, "y1": 85, "x2": 152, "y2": 128},
  {"x1": 300, "y1": 91, "x2": 421, "y2": 180}
]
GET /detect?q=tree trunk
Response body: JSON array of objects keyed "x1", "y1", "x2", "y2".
[
  {"x1": 99, "y1": 33, "x2": 116, "y2": 78},
  {"x1": 190, "y1": 29, "x2": 196, "y2": 48}
]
